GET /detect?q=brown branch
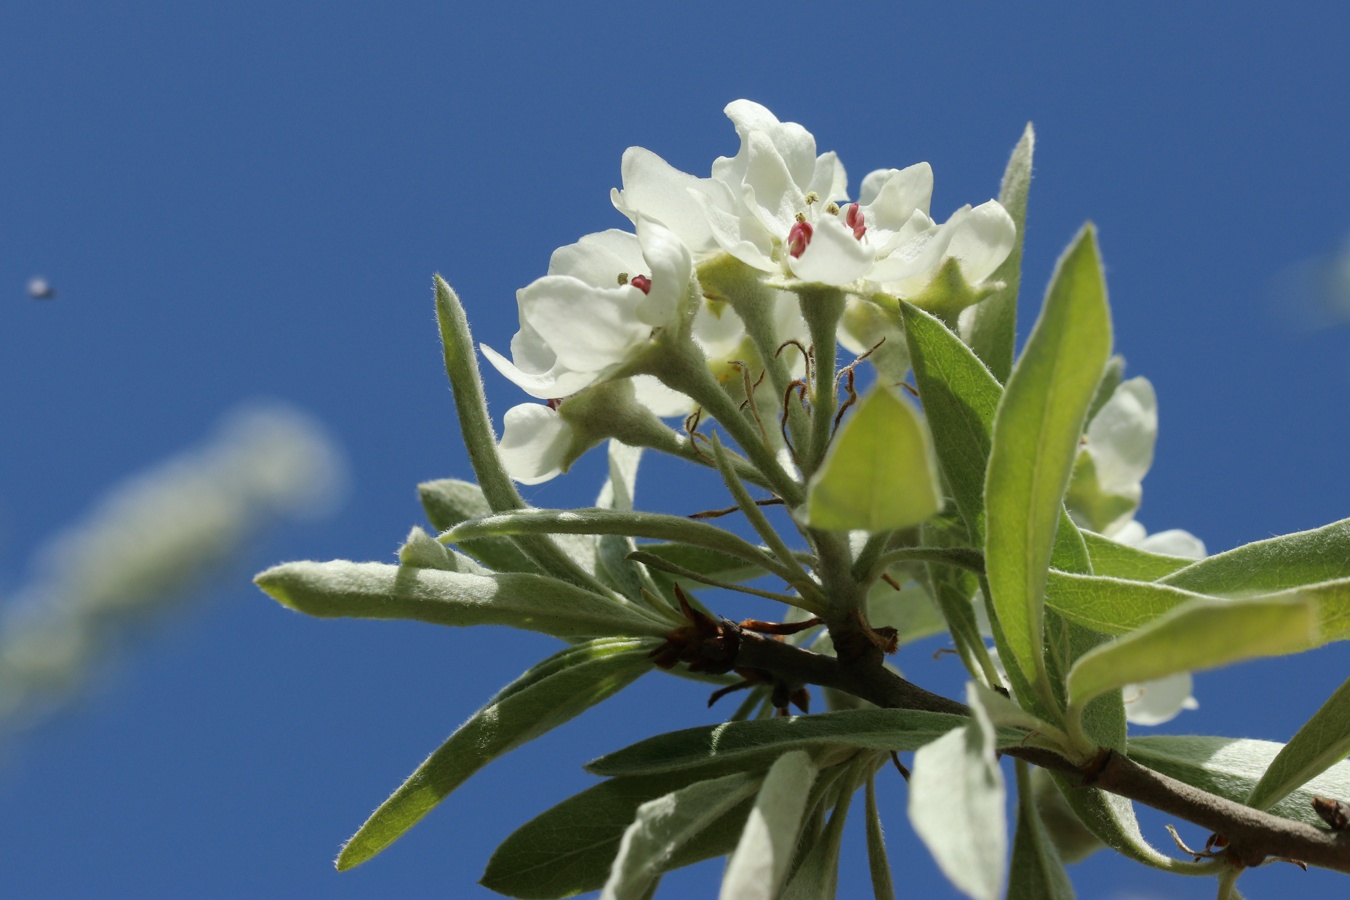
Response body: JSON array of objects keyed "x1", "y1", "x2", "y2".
[{"x1": 730, "y1": 630, "x2": 1350, "y2": 875}]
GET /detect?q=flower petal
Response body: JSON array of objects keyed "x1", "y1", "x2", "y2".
[
  {"x1": 716, "y1": 100, "x2": 818, "y2": 191},
  {"x1": 634, "y1": 218, "x2": 693, "y2": 327},
  {"x1": 498, "y1": 404, "x2": 574, "y2": 484},
  {"x1": 481, "y1": 342, "x2": 595, "y2": 400},
  {"x1": 547, "y1": 229, "x2": 643, "y2": 285},
  {"x1": 788, "y1": 216, "x2": 873, "y2": 286},
  {"x1": 1086, "y1": 377, "x2": 1158, "y2": 494},
  {"x1": 941, "y1": 199, "x2": 1017, "y2": 284},
  {"x1": 808, "y1": 150, "x2": 849, "y2": 203},
  {"x1": 611, "y1": 147, "x2": 719, "y2": 255},
  {"x1": 516, "y1": 276, "x2": 651, "y2": 372},
  {"x1": 631, "y1": 374, "x2": 692, "y2": 418},
  {"x1": 860, "y1": 163, "x2": 934, "y2": 231},
  {"x1": 691, "y1": 181, "x2": 776, "y2": 272},
  {"x1": 1123, "y1": 672, "x2": 1198, "y2": 726}
]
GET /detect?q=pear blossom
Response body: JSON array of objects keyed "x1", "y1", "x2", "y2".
[
  {"x1": 481, "y1": 219, "x2": 694, "y2": 407},
  {"x1": 497, "y1": 403, "x2": 574, "y2": 485}
]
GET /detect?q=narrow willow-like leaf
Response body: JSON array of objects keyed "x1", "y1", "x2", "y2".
[
  {"x1": 804, "y1": 385, "x2": 941, "y2": 532},
  {"x1": 1067, "y1": 597, "x2": 1318, "y2": 719},
  {"x1": 985, "y1": 225, "x2": 1112, "y2": 694},
  {"x1": 1130, "y1": 734, "x2": 1350, "y2": 828},
  {"x1": 601, "y1": 772, "x2": 760, "y2": 900},
  {"x1": 864, "y1": 774, "x2": 895, "y2": 900},
  {"x1": 1008, "y1": 762, "x2": 1076, "y2": 900},
  {"x1": 1079, "y1": 530, "x2": 1194, "y2": 581},
  {"x1": 444, "y1": 508, "x2": 796, "y2": 585},
  {"x1": 594, "y1": 441, "x2": 647, "y2": 600},
  {"x1": 1045, "y1": 774, "x2": 1199, "y2": 871},
  {"x1": 1244, "y1": 676, "x2": 1350, "y2": 813},
  {"x1": 587, "y1": 709, "x2": 990, "y2": 778},
  {"x1": 1161, "y1": 517, "x2": 1350, "y2": 595},
  {"x1": 338, "y1": 639, "x2": 653, "y2": 870},
  {"x1": 419, "y1": 478, "x2": 547, "y2": 574},
  {"x1": 397, "y1": 525, "x2": 485, "y2": 573},
  {"x1": 1045, "y1": 571, "x2": 1211, "y2": 635},
  {"x1": 908, "y1": 689, "x2": 1006, "y2": 900},
  {"x1": 963, "y1": 123, "x2": 1034, "y2": 383},
  {"x1": 435, "y1": 277, "x2": 607, "y2": 593},
  {"x1": 719, "y1": 751, "x2": 819, "y2": 900},
  {"x1": 481, "y1": 772, "x2": 755, "y2": 899},
  {"x1": 781, "y1": 774, "x2": 856, "y2": 900},
  {"x1": 255, "y1": 560, "x2": 672, "y2": 639},
  {"x1": 636, "y1": 541, "x2": 766, "y2": 584}
]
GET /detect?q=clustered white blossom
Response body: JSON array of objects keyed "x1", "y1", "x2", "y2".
[{"x1": 483, "y1": 100, "x2": 1017, "y2": 484}]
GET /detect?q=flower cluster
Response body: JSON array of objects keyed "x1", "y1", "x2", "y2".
[{"x1": 483, "y1": 100, "x2": 1017, "y2": 483}]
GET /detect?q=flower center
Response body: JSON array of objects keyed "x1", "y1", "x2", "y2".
[
  {"x1": 630, "y1": 274, "x2": 653, "y2": 294},
  {"x1": 788, "y1": 214, "x2": 813, "y2": 259},
  {"x1": 845, "y1": 202, "x2": 867, "y2": 239}
]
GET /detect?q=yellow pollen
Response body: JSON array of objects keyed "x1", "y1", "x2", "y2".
[{"x1": 794, "y1": 212, "x2": 807, "y2": 223}]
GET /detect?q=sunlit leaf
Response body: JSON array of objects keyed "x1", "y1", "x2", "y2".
[
  {"x1": 255, "y1": 560, "x2": 671, "y2": 639},
  {"x1": 985, "y1": 225, "x2": 1112, "y2": 692},
  {"x1": 719, "y1": 751, "x2": 819, "y2": 900},
  {"x1": 1079, "y1": 530, "x2": 1193, "y2": 581},
  {"x1": 1130, "y1": 734, "x2": 1350, "y2": 828},
  {"x1": 601, "y1": 772, "x2": 759, "y2": 900},
  {"x1": 1245, "y1": 676, "x2": 1350, "y2": 813},
  {"x1": 908, "y1": 687, "x2": 1006, "y2": 900},
  {"x1": 804, "y1": 385, "x2": 941, "y2": 532},
  {"x1": 1162, "y1": 517, "x2": 1350, "y2": 595},
  {"x1": 963, "y1": 123, "x2": 1034, "y2": 383}
]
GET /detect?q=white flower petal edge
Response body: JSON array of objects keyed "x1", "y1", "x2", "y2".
[
  {"x1": 498, "y1": 404, "x2": 574, "y2": 485},
  {"x1": 1123, "y1": 672, "x2": 1199, "y2": 726}
]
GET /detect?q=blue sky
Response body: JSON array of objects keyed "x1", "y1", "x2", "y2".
[{"x1": 3, "y1": 2, "x2": 1349, "y2": 897}]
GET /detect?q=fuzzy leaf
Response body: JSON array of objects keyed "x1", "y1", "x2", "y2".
[
  {"x1": 601, "y1": 773, "x2": 760, "y2": 900},
  {"x1": 1045, "y1": 571, "x2": 1211, "y2": 635},
  {"x1": 338, "y1": 639, "x2": 653, "y2": 870},
  {"x1": 1008, "y1": 764, "x2": 1075, "y2": 900},
  {"x1": 1130, "y1": 734, "x2": 1350, "y2": 828},
  {"x1": 864, "y1": 775, "x2": 895, "y2": 900},
  {"x1": 481, "y1": 772, "x2": 754, "y2": 899},
  {"x1": 963, "y1": 123, "x2": 1034, "y2": 383},
  {"x1": 586, "y1": 709, "x2": 988, "y2": 778},
  {"x1": 719, "y1": 752, "x2": 819, "y2": 900},
  {"x1": 1079, "y1": 530, "x2": 1194, "y2": 581},
  {"x1": 255, "y1": 560, "x2": 670, "y2": 639},
  {"x1": 908, "y1": 688, "x2": 1006, "y2": 900},
  {"x1": 984, "y1": 225, "x2": 1112, "y2": 691},
  {"x1": 1245, "y1": 676, "x2": 1350, "y2": 813},
  {"x1": 1161, "y1": 518, "x2": 1350, "y2": 595},
  {"x1": 805, "y1": 385, "x2": 941, "y2": 532},
  {"x1": 1067, "y1": 597, "x2": 1319, "y2": 716}
]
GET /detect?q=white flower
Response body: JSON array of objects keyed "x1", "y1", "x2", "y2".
[
  {"x1": 481, "y1": 219, "x2": 693, "y2": 403},
  {"x1": 1123, "y1": 673, "x2": 1199, "y2": 726},
  {"x1": 497, "y1": 403, "x2": 574, "y2": 485}
]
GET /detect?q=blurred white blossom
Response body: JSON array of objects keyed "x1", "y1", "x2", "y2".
[{"x1": 0, "y1": 404, "x2": 346, "y2": 734}]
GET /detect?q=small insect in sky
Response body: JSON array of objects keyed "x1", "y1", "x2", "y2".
[{"x1": 27, "y1": 276, "x2": 55, "y2": 300}]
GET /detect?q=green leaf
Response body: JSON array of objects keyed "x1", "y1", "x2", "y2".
[
  {"x1": 1079, "y1": 530, "x2": 1194, "y2": 581},
  {"x1": 1130, "y1": 734, "x2": 1350, "y2": 829},
  {"x1": 337, "y1": 639, "x2": 653, "y2": 870},
  {"x1": 1008, "y1": 762, "x2": 1076, "y2": 900},
  {"x1": 481, "y1": 772, "x2": 755, "y2": 899},
  {"x1": 804, "y1": 385, "x2": 941, "y2": 532},
  {"x1": 864, "y1": 775, "x2": 895, "y2": 900},
  {"x1": 719, "y1": 751, "x2": 819, "y2": 900},
  {"x1": 594, "y1": 441, "x2": 647, "y2": 600},
  {"x1": 781, "y1": 772, "x2": 856, "y2": 900},
  {"x1": 397, "y1": 525, "x2": 486, "y2": 573},
  {"x1": 419, "y1": 478, "x2": 544, "y2": 573},
  {"x1": 1161, "y1": 517, "x2": 1350, "y2": 596},
  {"x1": 908, "y1": 688, "x2": 1006, "y2": 900},
  {"x1": 637, "y1": 542, "x2": 766, "y2": 584},
  {"x1": 586, "y1": 709, "x2": 987, "y2": 778},
  {"x1": 601, "y1": 772, "x2": 760, "y2": 900},
  {"x1": 1067, "y1": 597, "x2": 1319, "y2": 720},
  {"x1": 963, "y1": 122, "x2": 1034, "y2": 383},
  {"x1": 1245, "y1": 676, "x2": 1350, "y2": 813},
  {"x1": 867, "y1": 580, "x2": 947, "y2": 648},
  {"x1": 254, "y1": 560, "x2": 671, "y2": 639},
  {"x1": 444, "y1": 508, "x2": 797, "y2": 586},
  {"x1": 1045, "y1": 571, "x2": 1210, "y2": 635},
  {"x1": 984, "y1": 224, "x2": 1112, "y2": 696},
  {"x1": 1042, "y1": 773, "x2": 1193, "y2": 871}
]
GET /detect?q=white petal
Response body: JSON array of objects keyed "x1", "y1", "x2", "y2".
[
  {"x1": 741, "y1": 131, "x2": 805, "y2": 238},
  {"x1": 612, "y1": 147, "x2": 718, "y2": 255},
  {"x1": 634, "y1": 218, "x2": 693, "y2": 327},
  {"x1": 718, "y1": 100, "x2": 818, "y2": 190},
  {"x1": 1109, "y1": 519, "x2": 1148, "y2": 545},
  {"x1": 516, "y1": 276, "x2": 651, "y2": 372},
  {"x1": 1135, "y1": 528, "x2": 1207, "y2": 560},
  {"x1": 1087, "y1": 377, "x2": 1158, "y2": 494},
  {"x1": 692, "y1": 299, "x2": 748, "y2": 361},
  {"x1": 631, "y1": 374, "x2": 693, "y2": 417},
  {"x1": 942, "y1": 199, "x2": 1017, "y2": 284},
  {"x1": 547, "y1": 229, "x2": 643, "y2": 285},
  {"x1": 480, "y1": 342, "x2": 596, "y2": 400},
  {"x1": 788, "y1": 216, "x2": 873, "y2": 286},
  {"x1": 691, "y1": 181, "x2": 776, "y2": 272},
  {"x1": 1124, "y1": 673, "x2": 1198, "y2": 726},
  {"x1": 498, "y1": 404, "x2": 573, "y2": 484},
  {"x1": 808, "y1": 151, "x2": 849, "y2": 202},
  {"x1": 861, "y1": 163, "x2": 934, "y2": 229},
  {"x1": 867, "y1": 210, "x2": 947, "y2": 286}
]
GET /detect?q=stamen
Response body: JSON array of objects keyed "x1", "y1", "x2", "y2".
[
  {"x1": 788, "y1": 221, "x2": 813, "y2": 258},
  {"x1": 616, "y1": 272, "x2": 629, "y2": 285},
  {"x1": 630, "y1": 274, "x2": 653, "y2": 294},
  {"x1": 846, "y1": 203, "x2": 867, "y2": 239},
  {"x1": 825, "y1": 202, "x2": 840, "y2": 215},
  {"x1": 804, "y1": 191, "x2": 820, "y2": 205}
]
